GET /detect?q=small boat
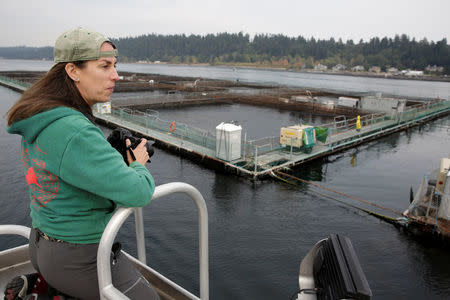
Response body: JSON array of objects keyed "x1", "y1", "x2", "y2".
[
  {"x1": 1, "y1": 182, "x2": 371, "y2": 299},
  {"x1": 400, "y1": 157, "x2": 450, "y2": 244}
]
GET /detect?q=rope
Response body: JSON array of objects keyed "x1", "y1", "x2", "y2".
[
  {"x1": 273, "y1": 170, "x2": 404, "y2": 216},
  {"x1": 311, "y1": 187, "x2": 398, "y2": 224},
  {"x1": 269, "y1": 171, "x2": 398, "y2": 223}
]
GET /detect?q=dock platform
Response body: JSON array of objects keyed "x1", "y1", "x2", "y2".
[{"x1": 94, "y1": 100, "x2": 450, "y2": 179}]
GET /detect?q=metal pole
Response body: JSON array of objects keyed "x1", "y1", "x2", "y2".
[
  {"x1": 254, "y1": 146, "x2": 258, "y2": 173},
  {"x1": 152, "y1": 183, "x2": 209, "y2": 300},
  {"x1": 243, "y1": 131, "x2": 247, "y2": 158},
  {"x1": 134, "y1": 207, "x2": 146, "y2": 265},
  {"x1": 290, "y1": 137, "x2": 293, "y2": 160},
  {"x1": 97, "y1": 183, "x2": 209, "y2": 300}
]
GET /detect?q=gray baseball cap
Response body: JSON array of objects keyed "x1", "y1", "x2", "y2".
[{"x1": 53, "y1": 27, "x2": 118, "y2": 65}]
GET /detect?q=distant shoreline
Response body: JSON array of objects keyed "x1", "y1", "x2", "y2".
[
  {"x1": 296, "y1": 69, "x2": 450, "y2": 83},
  {"x1": 134, "y1": 60, "x2": 450, "y2": 83},
  {"x1": 211, "y1": 63, "x2": 450, "y2": 83},
  {"x1": 1, "y1": 57, "x2": 449, "y2": 83}
]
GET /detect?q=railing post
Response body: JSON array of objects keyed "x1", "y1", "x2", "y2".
[
  {"x1": 254, "y1": 146, "x2": 258, "y2": 173},
  {"x1": 290, "y1": 137, "x2": 293, "y2": 160},
  {"x1": 134, "y1": 207, "x2": 147, "y2": 265},
  {"x1": 97, "y1": 183, "x2": 209, "y2": 300},
  {"x1": 243, "y1": 132, "x2": 247, "y2": 158}
]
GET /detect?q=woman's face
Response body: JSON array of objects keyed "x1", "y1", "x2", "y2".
[{"x1": 75, "y1": 43, "x2": 119, "y2": 106}]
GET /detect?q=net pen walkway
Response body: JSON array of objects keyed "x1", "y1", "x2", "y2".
[
  {"x1": 95, "y1": 99, "x2": 450, "y2": 179},
  {"x1": 1, "y1": 75, "x2": 449, "y2": 179},
  {"x1": 96, "y1": 112, "x2": 216, "y2": 158}
]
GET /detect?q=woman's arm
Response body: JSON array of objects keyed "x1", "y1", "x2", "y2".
[{"x1": 59, "y1": 124, "x2": 155, "y2": 207}]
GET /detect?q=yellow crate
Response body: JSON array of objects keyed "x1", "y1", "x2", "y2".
[{"x1": 280, "y1": 125, "x2": 312, "y2": 147}]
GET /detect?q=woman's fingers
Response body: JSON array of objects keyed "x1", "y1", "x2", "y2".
[
  {"x1": 138, "y1": 138, "x2": 147, "y2": 147},
  {"x1": 125, "y1": 139, "x2": 134, "y2": 165},
  {"x1": 131, "y1": 139, "x2": 149, "y2": 165},
  {"x1": 125, "y1": 138, "x2": 149, "y2": 166}
]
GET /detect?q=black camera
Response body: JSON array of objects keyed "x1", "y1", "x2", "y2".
[{"x1": 107, "y1": 127, "x2": 154, "y2": 165}]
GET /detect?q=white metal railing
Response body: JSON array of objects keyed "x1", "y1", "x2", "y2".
[
  {"x1": 0, "y1": 225, "x2": 31, "y2": 239},
  {"x1": 0, "y1": 182, "x2": 209, "y2": 300},
  {"x1": 97, "y1": 182, "x2": 209, "y2": 300}
]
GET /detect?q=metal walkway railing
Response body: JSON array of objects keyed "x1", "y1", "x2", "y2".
[
  {"x1": 0, "y1": 182, "x2": 209, "y2": 300},
  {"x1": 97, "y1": 182, "x2": 209, "y2": 300},
  {"x1": 0, "y1": 225, "x2": 31, "y2": 239}
]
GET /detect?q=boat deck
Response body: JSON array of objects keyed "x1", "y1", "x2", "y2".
[
  {"x1": 0, "y1": 245, "x2": 34, "y2": 293},
  {"x1": 0, "y1": 245, "x2": 192, "y2": 300}
]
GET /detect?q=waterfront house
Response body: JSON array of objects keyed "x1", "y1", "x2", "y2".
[
  {"x1": 369, "y1": 66, "x2": 381, "y2": 73},
  {"x1": 402, "y1": 70, "x2": 424, "y2": 77},
  {"x1": 351, "y1": 65, "x2": 365, "y2": 72},
  {"x1": 387, "y1": 67, "x2": 400, "y2": 75},
  {"x1": 425, "y1": 65, "x2": 444, "y2": 73},
  {"x1": 314, "y1": 63, "x2": 328, "y2": 71},
  {"x1": 332, "y1": 64, "x2": 346, "y2": 71}
]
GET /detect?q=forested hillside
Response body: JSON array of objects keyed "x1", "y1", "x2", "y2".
[
  {"x1": 0, "y1": 46, "x2": 52, "y2": 60},
  {"x1": 1, "y1": 33, "x2": 448, "y2": 74}
]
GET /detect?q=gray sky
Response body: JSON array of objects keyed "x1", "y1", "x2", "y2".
[{"x1": 1, "y1": 0, "x2": 449, "y2": 47}]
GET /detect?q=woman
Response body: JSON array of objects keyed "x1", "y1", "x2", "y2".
[{"x1": 6, "y1": 27, "x2": 159, "y2": 300}]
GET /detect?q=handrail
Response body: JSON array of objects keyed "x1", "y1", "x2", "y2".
[
  {"x1": 97, "y1": 182, "x2": 209, "y2": 300},
  {"x1": 0, "y1": 225, "x2": 31, "y2": 239}
]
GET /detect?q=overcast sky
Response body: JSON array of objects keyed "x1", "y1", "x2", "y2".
[{"x1": 1, "y1": 0, "x2": 449, "y2": 47}]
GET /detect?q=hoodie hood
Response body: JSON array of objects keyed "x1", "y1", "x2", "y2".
[{"x1": 7, "y1": 107, "x2": 84, "y2": 143}]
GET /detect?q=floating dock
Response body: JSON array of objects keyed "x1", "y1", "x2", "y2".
[
  {"x1": 2, "y1": 74, "x2": 449, "y2": 179},
  {"x1": 92, "y1": 102, "x2": 450, "y2": 179}
]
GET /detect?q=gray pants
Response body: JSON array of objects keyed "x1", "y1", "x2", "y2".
[{"x1": 29, "y1": 228, "x2": 160, "y2": 300}]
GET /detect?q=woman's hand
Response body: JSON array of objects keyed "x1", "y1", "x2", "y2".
[{"x1": 126, "y1": 138, "x2": 149, "y2": 166}]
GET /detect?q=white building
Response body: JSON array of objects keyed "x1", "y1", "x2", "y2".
[
  {"x1": 403, "y1": 70, "x2": 424, "y2": 77},
  {"x1": 361, "y1": 94, "x2": 406, "y2": 114},
  {"x1": 332, "y1": 64, "x2": 346, "y2": 71},
  {"x1": 351, "y1": 65, "x2": 365, "y2": 72},
  {"x1": 387, "y1": 67, "x2": 400, "y2": 75},
  {"x1": 425, "y1": 65, "x2": 444, "y2": 73},
  {"x1": 369, "y1": 66, "x2": 381, "y2": 73},
  {"x1": 314, "y1": 63, "x2": 328, "y2": 71}
]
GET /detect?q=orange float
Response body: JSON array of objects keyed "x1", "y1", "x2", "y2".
[{"x1": 169, "y1": 121, "x2": 176, "y2": 132}]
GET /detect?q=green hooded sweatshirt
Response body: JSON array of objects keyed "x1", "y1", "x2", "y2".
[{"x1": 7, "y1": 107, "x2": 155, "y2": 243}]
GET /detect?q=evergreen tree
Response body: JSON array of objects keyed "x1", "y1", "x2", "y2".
[{"x1": 0, "y1": 33, "x2": 448, "y2": 74}]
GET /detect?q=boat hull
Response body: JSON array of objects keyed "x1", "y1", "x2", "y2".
[{"x1": 396, "y1": 216, "x2": 450, "y2": 247}]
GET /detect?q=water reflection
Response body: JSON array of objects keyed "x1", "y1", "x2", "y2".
[
  {"x1": 350, "y1": 153, "x2": 357, "y2": 167},
  {"x1": 290, "y1": 159, "x2": 326, "y2": 182},
  {"x1": 212, "y1": 173, "x2": 242, "y2": 214},
  {"x1": 398, "y1": 233, "x2": 450, "y2": 296}
]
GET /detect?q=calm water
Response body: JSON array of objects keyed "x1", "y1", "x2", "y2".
[
  {"x1": 153, "y1": 103, "x2": 334, "y2": 140},
  {"x1": 1, "y1": 60, "x2": 450, "y2": 299},
  {"x1": 1, "y1": 59, "x2": 449, "y2": 100}
]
